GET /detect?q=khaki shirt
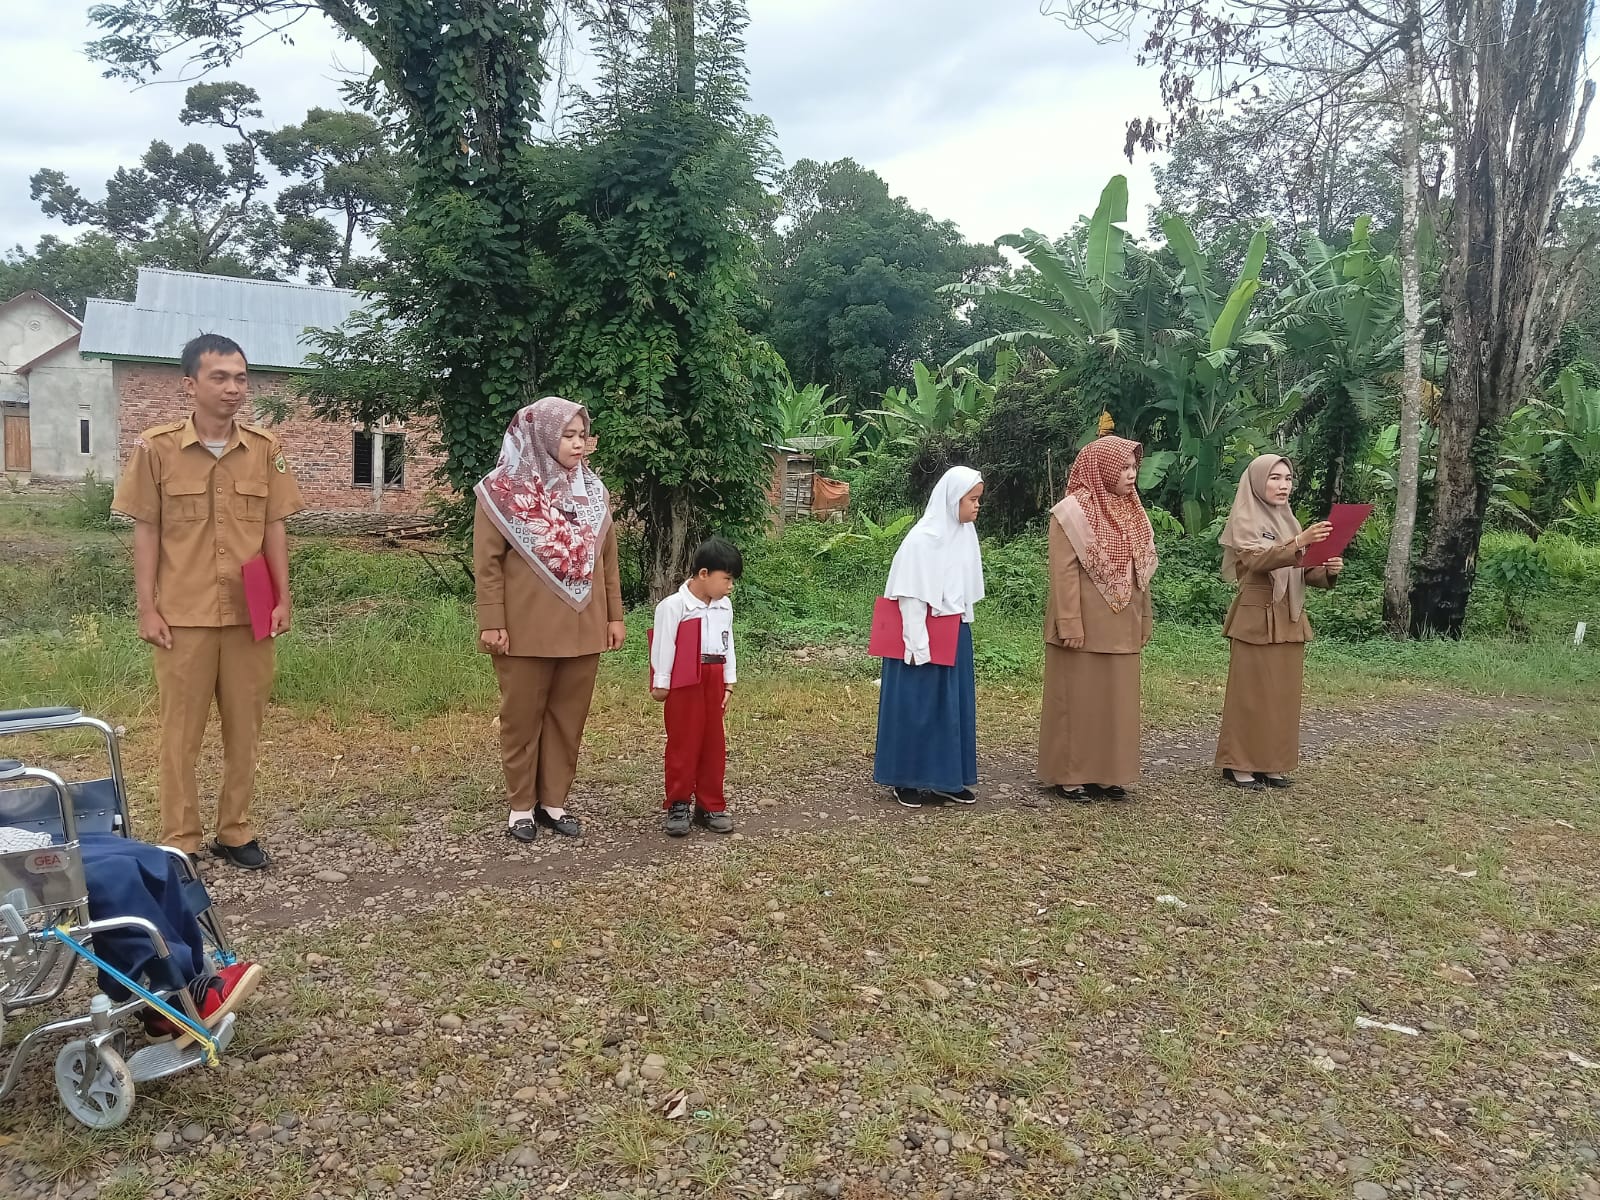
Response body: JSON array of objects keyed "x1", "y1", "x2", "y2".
[
  {"x1": 1044, "y1": 516, "x2": 1152, "y2": 653},
  {"x1": 112, "y1": 416, "x2": 305, "y2": 628},
  {"x1": 473, "y1": 501, "x2": 624, "y2": 657},
  {"x1": 1220, "y1": 541, "x2": 1336, "y2": 645}
]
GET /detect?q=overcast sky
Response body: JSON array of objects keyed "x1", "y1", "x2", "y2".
[{"x1": 3, "y1": 2, "x2": 1593, "y2": 264}]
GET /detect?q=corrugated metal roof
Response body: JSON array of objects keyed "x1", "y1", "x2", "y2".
[{"x1": 79, "y1": 268, "x2": 367, "y2": 371}]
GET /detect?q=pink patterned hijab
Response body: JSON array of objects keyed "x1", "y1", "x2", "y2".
[
  {"x1": 1051, "y1": 436, "x2": 1158, "y2": 613},
  {"x1": 474, "y1": 397, "x2": 612, "y2": 611}
]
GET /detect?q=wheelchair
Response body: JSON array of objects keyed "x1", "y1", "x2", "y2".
[{"x1": 0, "y1": 707, "x2": 241, "y2": 1129}]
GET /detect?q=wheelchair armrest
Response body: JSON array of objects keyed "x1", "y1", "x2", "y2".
[{"x1": 0, "y1": 707, "x2": 83, "y2": 732}]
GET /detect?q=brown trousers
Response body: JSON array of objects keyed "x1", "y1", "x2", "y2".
[
  {"x1": 492, "y1": 654, "x2": 601, "y2": 812},
  {"x1": 154, "y1": 625, "x2": 276, "y2": 853}
]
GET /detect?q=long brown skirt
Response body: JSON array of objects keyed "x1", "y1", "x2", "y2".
[
  {"x1": 1038, "y1": 645, "x2": 1141, "y2": 787},
  {"x1": 1214, "y1": 639, "x2": 1305, "y2": 774}
]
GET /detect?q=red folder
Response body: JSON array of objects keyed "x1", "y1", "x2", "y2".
[
  {"x1": 241, "y1": 555, "x2": 277, "y2": 642},
  {"x1": 647, "y1": 617, "x2": 702, "y2": 689},
  {"x1": 1301, "y1": 503, "x2": 1372, "y2": 569},
  {"x1": 869, "y1": 596, "x2": 960, "y2": 667}
]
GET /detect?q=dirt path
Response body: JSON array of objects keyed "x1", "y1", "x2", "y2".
[{"x1": 209, "y1": 693, "x2": 1507, "y2": 937}]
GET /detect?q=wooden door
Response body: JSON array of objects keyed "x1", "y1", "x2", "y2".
[{"x1": 3, "y1": 415, "x2": 30, "y2": 473}]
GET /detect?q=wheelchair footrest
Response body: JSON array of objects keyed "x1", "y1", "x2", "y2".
[{"x1": 126, "y1": 1012, "x2": 236, "y2": 1083}]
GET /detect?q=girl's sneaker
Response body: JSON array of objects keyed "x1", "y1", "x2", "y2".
[{"x1": 144, "y1": 961, "x2": 264, "y2": 1040}]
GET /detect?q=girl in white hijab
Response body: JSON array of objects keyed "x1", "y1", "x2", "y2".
[{"x1": 873, "y1": 467, "x2": 986, "y2": 808}]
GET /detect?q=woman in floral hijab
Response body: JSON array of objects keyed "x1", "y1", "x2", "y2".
[{"x1": 474, "y1": 397, "x2": 626, "y2": 843}]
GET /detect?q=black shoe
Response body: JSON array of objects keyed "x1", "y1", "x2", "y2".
[
  {"x1": 1261, "y1": 774, "x2": 1293, "y2": 789},
  {"x1": 1051, "y1": 785, "x2": 1092, "y2": 804},
  {"x1": 506, "y1": 818, "x2": 537, "y2": 843},
  {"x1": 894, "y1": 788, "x2": 926, "y2": 809},
  {"x1": 1222, "y1": 771, "x2": 1265, "y2": 791},
  {"x1": 535, "y1": 807, "x2": 582, "y2": 838},
  {"x1": 695, "y1": 808, "x2": 735, "y2": 834},
  {"x1": 665, "y1": 801, "x2": 692, "y2": 837},
  {"x1": 211, "y1": 839, "x2": 270, "y2": 870},
  {"x1": 931, "y1": 788, "x2": 977, "y2": 805},
  {"x1": 1089, "y1": 785, "x2": 1129, "y2": 801}
]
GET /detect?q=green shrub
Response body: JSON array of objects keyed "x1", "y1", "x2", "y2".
[{"x1": 66, "y1": 473, "x2": 115, "y2": 530}]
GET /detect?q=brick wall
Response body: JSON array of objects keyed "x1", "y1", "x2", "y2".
[{"x1": 112, "y1": 361, "x2": 449, "y2": 516}]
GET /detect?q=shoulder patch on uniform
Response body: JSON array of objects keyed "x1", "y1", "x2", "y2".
[{"x1": 273, "y1": 452, "x2": 287, "y2": 473}]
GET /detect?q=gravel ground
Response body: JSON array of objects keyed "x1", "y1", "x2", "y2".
[{"x1": 3, "y1": 696, "x2": 1596, "y2": 1200}]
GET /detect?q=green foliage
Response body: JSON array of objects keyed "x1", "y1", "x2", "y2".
[
  {"x1": 866, "y1": 361, "x2": 993, "y2": 447},
  {"x1": 754, "y1": 157, "x2": 1002, "y2": 408},
  {"x1": 1476, "y1": 543, "x2": 1552, "y2": 635},
  {"x1": 0, "y1": 234, "x2": 139, "y2": 317},
  {"x1": 526, "y1": 1, "x2": 780, "y2": 594},
  {"x1": 960, "y1": 362, "x2": 1078, "y2": 539},
  {"x1": 66, "y1": 474, "x2": 115, "y2": 531}
]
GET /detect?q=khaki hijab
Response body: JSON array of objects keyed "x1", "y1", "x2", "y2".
[{"x1": 1219, "y1": 454, "x2": 1304, "y2": 620}]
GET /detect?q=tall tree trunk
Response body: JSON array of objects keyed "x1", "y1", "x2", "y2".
[
  {"x1": 646, "y1": 485, "x2": 696, "y2": 602},
  {"x1": 1409, "y1": 0, "x2": 1594, "y2": 638},
  {"x1": 1384, "y1": 6, "x2": 1426, "y2": 637},
  {"x1": 667, "y1": 0, "x2": 695, "y2": 99}
]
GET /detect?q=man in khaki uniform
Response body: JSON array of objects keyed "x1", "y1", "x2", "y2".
[{"x1": 112, "y1": 334, "x2": 304, "y2": 869}]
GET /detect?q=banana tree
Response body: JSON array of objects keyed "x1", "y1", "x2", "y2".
[
  {"x1": 1150, "y1": 217, "x2": 1285, "y2": 534},
  {"x1": 1546, "y1": 367, "x2": 1600, "y2": 475},
  {"x1": 1276, "y1": 218, "x2": 1407, "y2": 513},
  {"x1": 865, "y1": 361, "x2": 992, "y2": 448},
  {"x1": 776, "y1": 382, "x2": 840, "y2": 445}
]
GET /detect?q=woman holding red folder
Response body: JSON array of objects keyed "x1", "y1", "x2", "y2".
[
  {"x1": 1038, "y1": 436, "x2": 1157, "y2": 802},
  {"x1": 1214, "y1": 455, "x2": 1341, "y2": 790},
  {"x1": 873, "y1": 466, "x2": 985, "y2": 808},
  {"x1": 474, "y1": 397, "x2": 627, "y2": 841}
]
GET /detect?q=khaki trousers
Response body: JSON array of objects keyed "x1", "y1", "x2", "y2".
[
  {"x1": 492, "y1": 654, "x2": 601, "y2": 811},
  {"x1": 153, "y1": 625, "x2": 276, "y2": 853}
]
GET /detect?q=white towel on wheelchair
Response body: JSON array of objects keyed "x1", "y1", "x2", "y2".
[{"x1": 0, "y1": 826, "x2": 52, "y2": 854}]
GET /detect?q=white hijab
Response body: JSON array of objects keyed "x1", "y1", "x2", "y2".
[{"x1": 884, "y1": 466, "x2": 985, "y2": 621}]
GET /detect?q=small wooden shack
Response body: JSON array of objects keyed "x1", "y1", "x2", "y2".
[{"x1": 766, "y1": 443, "x2": 817, "y2": 526}]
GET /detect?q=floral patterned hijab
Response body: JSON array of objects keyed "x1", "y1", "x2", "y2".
[
  {"x1": 474, "y1": 397, "x2": 611, "y2": 611},
  {"x1": 1051, "y1": 436, "x2": 1158, "y2": 613}
]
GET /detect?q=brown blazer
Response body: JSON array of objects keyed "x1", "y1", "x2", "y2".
[
  {"x1": 1044, "y1": 517, "x2": 1153, "y2": 653},
  {"x1": 1221, "y1": 541, "x2": 1336, "y2": 645},
  {"x1": 473, "y1": 500, "x2": 624, "y2": 657}
]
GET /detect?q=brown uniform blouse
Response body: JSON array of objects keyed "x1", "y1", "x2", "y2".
[
  {"x1": 1043, "y1": 518, "x2": 1153, "y2": 653},
  {"x1": 1221, "y1": 541, "x2": 1336, "y2": 645},
  {"x1": 473, "y1": 500, "x2": 624, "y2": 657},
  {"x1": 111, "y1": 416, "x2": 305, "y2": 627}
]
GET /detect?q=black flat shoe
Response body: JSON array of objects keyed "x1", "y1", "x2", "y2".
[
  {"x1": 1222, "y1": 771, "x2": 1265, "y2": 792},
  {"x1": 505, "y1": 818, "x2": 537, "y2": 843},
  {"x1": 1089, "y1": 785, "x2": 1129, "y2": 801},
  {"x1": 930, "y1": 788, "x2": 977, "y2": 805},
  {"x1": 895, "y1": 788, "x2": 926, "y2": 809},
  {"x1": 535, "y1": 808, "x2": 582, "y2": 838},
  {"x1": 1050, "y1": 785, "x2": 1093, "y2": 804},
  {"x1": 212, "y1": 839, "x2": 271, "y2": 870},
  {"x1": 1261, "y1": 775, "x2": 1292, "y2": 789}
]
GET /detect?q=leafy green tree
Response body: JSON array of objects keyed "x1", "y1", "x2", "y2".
[
  {"x1": 261, "y1": 108, "x2": 408, "y2": 286},
  {"x1": 526, "y1": 0, "x2": 782, "y2": 597},
  {"x1": 0, "y1": 234, "x2": 140, "y2": 317},
  {"x1": 30, "y1": 81, "x2": 278, "y2": 276},
  {"x1": 756, "y1": 158, "x2": 1001, "y2": 409}
]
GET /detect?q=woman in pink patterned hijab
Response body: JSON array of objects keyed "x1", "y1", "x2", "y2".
[
  {"x1": 474, "y1": 396, "x2": 612, "y2": 610},
  {"x1": 473, "y1": 396, "x2": 627, "y2": 845}
]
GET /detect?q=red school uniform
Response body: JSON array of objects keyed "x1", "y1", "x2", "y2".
[{"x1": 650, "y1": 584, "x2": 736, "y2": 812}]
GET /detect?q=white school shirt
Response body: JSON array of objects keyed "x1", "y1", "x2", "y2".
[{"x1": 651, "y1": 583, "x2": 736, "y2": 689}]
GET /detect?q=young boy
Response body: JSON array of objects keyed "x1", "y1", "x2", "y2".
[{"x1": 651, "y1": 537, "x2": 742, "y2": 836}]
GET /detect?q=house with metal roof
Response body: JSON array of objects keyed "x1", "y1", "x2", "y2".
[
  {"x1": 0, "y1": 291, "x2": 118, "y2": 481},
  {"x1": 71, "y1": 268, "x2": 444, "y2": 522}
]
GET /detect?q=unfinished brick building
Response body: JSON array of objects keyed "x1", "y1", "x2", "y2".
[{"x1": 80, "y1": 268, "x2": 444, "y2": 529}]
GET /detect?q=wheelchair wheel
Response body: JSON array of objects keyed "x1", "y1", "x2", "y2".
[{"x1": 55, "y1": 1040, "x2": 135, "y2": 1130}]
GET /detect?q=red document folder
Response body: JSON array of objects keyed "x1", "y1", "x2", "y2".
[
  {"x1": 1301, "y1": 503, "x2": 1373, "y2": 569},
  {"x1": 868, "y1": 596, "x2": 961, "y2": 667},
  {"x1": 241, "y1": 555, "x2": 277, "y2": 642},
  {"x1": 646, "y1": 617, "x2": 702, "y2": 689}
]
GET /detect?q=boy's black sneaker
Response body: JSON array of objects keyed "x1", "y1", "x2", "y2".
[
  {"x1": 665, "y1": 802, "x2": 693, "y2": 837},
  {"x1": 695, "y1": 809, "x2": 735, "y2": 834},
  {"x1": 212, "y1": 839, "x2": 270, "y2": 870}
]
